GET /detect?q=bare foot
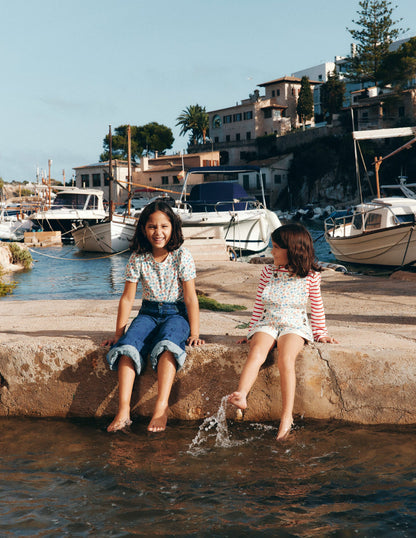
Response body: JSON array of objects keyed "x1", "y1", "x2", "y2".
[
  {"x1": 228, "y1": 391, "x2": 248, "y2": 410},
  {"x1": 147, "y1": 404, "x2": 169, "y2": 432},
  {"x1": 107, "y1": 414, "x2": 132, "y2": 433},
  {"x1": 276, "y1": 417, "x2": 294, "y2": 441}
]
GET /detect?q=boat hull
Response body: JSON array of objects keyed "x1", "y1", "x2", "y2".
[
  {"x1": 72, "y1": 216, "x2": 136, "y2": 253},
  {"x1": 325, "y1": 224, "x2": 416, "y2": 266}
]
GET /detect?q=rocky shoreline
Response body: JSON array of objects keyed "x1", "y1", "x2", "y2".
[{"x1": 1, "y1": 261, "x2": 415, "y2": 425}]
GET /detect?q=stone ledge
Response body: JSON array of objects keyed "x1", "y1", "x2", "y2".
[{"x1": 0, "y1": 339, "x2": 415, "y2": 425}]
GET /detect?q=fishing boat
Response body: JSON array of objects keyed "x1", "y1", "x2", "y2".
[
  {"x1": 324, "y1": 127, "x2": 416, "y2": 267},
  {"x1": 29, "y1": 186, "x2": 107, "y2": 239}
]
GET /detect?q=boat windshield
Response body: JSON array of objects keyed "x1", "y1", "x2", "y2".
[{"x1": 52, "y1": 193, "x2": 97, "y2": 210}]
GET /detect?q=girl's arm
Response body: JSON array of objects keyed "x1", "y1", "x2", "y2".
[
  {"x1": 309, "y1": 272, "x2": 338, "y2": 343},
  {"x1": 183, "y1": 278, "x2": 205, "y2": 346},
  {"x1": 248, "y1": 265, "x2": 272, "y2": 331},
  {"x1": 102, "y1": 280, "x2": 137, "y2": 346}
]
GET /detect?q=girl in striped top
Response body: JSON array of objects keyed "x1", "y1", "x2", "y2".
[{"x1": 228, "y1": 223, "x2": 338, "y2": 440}]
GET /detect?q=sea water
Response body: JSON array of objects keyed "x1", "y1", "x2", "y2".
[
  {"x1": 0, "y1": 415, "x2": 415, "y2": 536},
  {"x1": 2, "y1": 222, "x2": 387, "y2": 302}
]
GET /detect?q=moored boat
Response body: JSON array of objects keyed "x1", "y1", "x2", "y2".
[
  {"x1": 325, "y1": 197, "x2": 416, "y2": 266},
  {"x1": 29, "y1": 186, "x2": 107, "y2": 239}
]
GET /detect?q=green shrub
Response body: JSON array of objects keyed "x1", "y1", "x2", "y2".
[
  {"x1": 9, "y1": 243, "x2": 33, "y2": 269},
  {"x1": 0, "y1": 268, "x2": 16, "y2": 296}
]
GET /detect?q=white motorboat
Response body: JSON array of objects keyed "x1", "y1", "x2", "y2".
[
  {"x1": 325, "y1": 197, "x2": 416, "y2": 266},
  {"x1": 0, "y1": 207, "x2": 34, "y2": 241},
  {"x1": 176, "y1": 166, "x2": 281, "y2": 254},
  {"x1": 29, "y1": 187, "x2": 107, "y2": 239}
]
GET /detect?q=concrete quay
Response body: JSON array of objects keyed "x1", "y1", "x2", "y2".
[{"x1": 1, "y1": 261, "x2": 415, "y2": 425}]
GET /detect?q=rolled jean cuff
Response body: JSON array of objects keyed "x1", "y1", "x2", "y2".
[
  {"x1": 106, "y1": 344, "x2": 143, "y2": 375},
  {"x1": 150, "y1": 339, "x2": 186, "y2": 371}
]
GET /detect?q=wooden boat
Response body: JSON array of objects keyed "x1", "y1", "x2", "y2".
[{"x1": 325, "y1": 127, "x2": 416, "y2": 267}]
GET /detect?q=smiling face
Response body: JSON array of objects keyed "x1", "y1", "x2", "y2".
[
  {"x1": 271, "y1": 240, "x2": 289, "y2": 267},
  {"x1": 143, "y1": 210, "x2": 173, "y2": 254}
]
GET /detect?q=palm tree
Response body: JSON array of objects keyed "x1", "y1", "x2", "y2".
[{"x1": 176, "y1": 104, "x2": 209, "y2": 145}]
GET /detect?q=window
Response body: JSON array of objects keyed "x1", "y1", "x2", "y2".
[
  {"x1": 214, "y1": 136, "x2": 219, "y2": 143},
  {"x1": 274, "y1": 174, "x2": 282, "y2": 184},
  {"x1": 276, "y1": 89, "x2": 280, "y2": 96},
  {"x1": 236, "y1": 133, "x2": 240, "y2": 141},
  {"x1": 399, "y1": 106, "x2": 405, "y2": 117},
  {"x1": 233, "y1": 113, "x2": 242, "y2": 121},
  {"x1": 81, "y1": 174, "x2": 89, "y2": 187},
  {"x1": 173, "y1": 176, "x2": 180, "y2": 184},
  {"x1": 243, "y1": 111, "x2": 253, "y2": 120},
  {"x1": 263, "y1": 109, "x2": 272, "y2": 118},
  {"x1": 271, "y1": 90, "x2": 275, "y2": 97},
  {"x1": 226, "y1": 135, "x2": 230, "y2": 142},
  {"x1": 273, "y1": 109, "x2": 281, "y2": 119},
  {"x1": 161, "y1": 176, "x2": 169, "y2": 185},
  {"x1": 212, "y1": 114, "x2": 222, "y2": 128},
  {"x1": 92, "y1": 173, "x2": 101, "y2": 187},
  {"x1": 365, "y1": 213, "x2": 382, "y2": 230},
  {"x1": 246, "y1": 132, "x2": 251, "y2": 140},
  {"x1": 243, "y1": 174, "x2": 250, "y2": 190},
  {"x1": 223, "y1": 115, "x2": 232, "y2": 123}
]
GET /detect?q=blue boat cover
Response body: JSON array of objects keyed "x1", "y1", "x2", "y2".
[{"x1": 188, "y1": 181, "x2": 256, "y2": 212}]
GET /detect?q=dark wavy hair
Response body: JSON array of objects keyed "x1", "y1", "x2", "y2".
[
  {"x1": 271, "y1": 223, "x2": 321, "y2": 277},
  {"x1": 131, "y1": 200, "x2": 184, "y2": 253}
]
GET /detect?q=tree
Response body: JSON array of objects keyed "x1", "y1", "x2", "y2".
[
  {"x1": 176, "y1": 104, "x2": 209, "y2": 145},
  {"x1": 320, "y1": 71, "x2": 346, "y2": 122},
  {"x1": 296, "y1": 76, "x2": 314, "y2": 126},
  {"x1": 378, "y1": 36, "x2": 416, "y2": 88},
  {"x1": 100, "y1": 123, "x2": 174, "y2": 161},
  {"x1": 346, "y1": 0, "x2": 407, "y2": 85}
]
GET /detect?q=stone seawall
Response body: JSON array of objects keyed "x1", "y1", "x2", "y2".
[{"x1": 1, "y1": 262, "x2": 415, "y2": 424}]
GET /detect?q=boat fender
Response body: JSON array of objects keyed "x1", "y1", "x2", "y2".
[{"x1": 259, "y1": 214, "x2": 269, "y2": 243}]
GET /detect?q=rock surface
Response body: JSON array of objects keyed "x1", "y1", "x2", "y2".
[{"x1": 1, "y1": 261, "x2": 415, "y2": 425}]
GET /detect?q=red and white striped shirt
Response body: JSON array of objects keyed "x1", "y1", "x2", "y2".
[{"x1": 249, "y1": 265, "x2": 328, "y2": 341}]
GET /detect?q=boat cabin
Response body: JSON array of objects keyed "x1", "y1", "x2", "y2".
[{"x1": 51, "y1": 188, "x2": 105, "y2": 211}]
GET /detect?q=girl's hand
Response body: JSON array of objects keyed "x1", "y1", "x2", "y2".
[
  {"x1": 101, "y1": 336, "x2": 119, "y2": 347},
  {"x1": 318, "y1": 336, "x2": 339, "y2": 344},
  {"x1": 237, "y1": 337, "x2": 248, "y2": 344},
  {"x1": 187, "y1": 335, "x2": 205, "y2": 346}
]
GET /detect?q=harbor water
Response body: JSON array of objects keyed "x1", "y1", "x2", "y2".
[{"x1": 2, "y1": 223, "x2": 415, "y2": 536}]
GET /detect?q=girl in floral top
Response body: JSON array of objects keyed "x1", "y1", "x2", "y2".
[
  {"x1": 228, "y1": 223, "x2": 338, "y2": 440},
  {"x1": 103, "y1": 200, "x2": 204, "y2": 433}
]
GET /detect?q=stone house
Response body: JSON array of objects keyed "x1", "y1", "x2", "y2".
[{"x1": 350, "y1": 86, "x2": 416, "y2": 131}]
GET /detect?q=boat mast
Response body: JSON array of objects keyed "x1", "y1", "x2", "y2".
[
  {"x1": 108, "y1": 125, "x2": 113, "y2": 220},
  {"x1": 127, "y1": 125, "x2": 132, "y2": 216}
]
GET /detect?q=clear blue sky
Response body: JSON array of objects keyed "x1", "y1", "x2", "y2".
[{"x1": 1, "y1": 0, "x2": 415, "y2": 183}]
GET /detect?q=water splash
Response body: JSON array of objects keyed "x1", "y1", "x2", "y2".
[{"x1": 188, "y1": 395, "x2": 248, "y2": 454}]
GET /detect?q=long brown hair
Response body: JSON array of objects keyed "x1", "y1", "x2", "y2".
[
  {"x1": 271, "y1": 223, "x2": 321, "y2": 277},
  {"x1": 131, "y1": 200, "x2": 184, "y2": 253}
]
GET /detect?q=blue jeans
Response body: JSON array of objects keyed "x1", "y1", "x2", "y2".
[{"x1": 106, "y1": 300, "x2": 190, "y2": 375}]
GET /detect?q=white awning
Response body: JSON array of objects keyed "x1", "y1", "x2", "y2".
[{"x1": 353, "y1": 127, "x2": 416, "y2": 140}]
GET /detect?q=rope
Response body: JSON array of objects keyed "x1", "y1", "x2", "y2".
[{"x1": 27, "y1": 246, "x2": 130, "y2": 261}]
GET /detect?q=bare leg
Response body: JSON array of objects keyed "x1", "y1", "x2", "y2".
[
  {"x1": 276, "y1": 334, "x2": 304, "y2": 440},
  {"x1": 107, "y1": 355, "x2": 136, "y2": 432},
  {"x1": 228, "y1": 332, "x2": 276, "y2": 409},
  {"x1": 148, "y1": 350, "x2": 176, "y2": 432}
]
